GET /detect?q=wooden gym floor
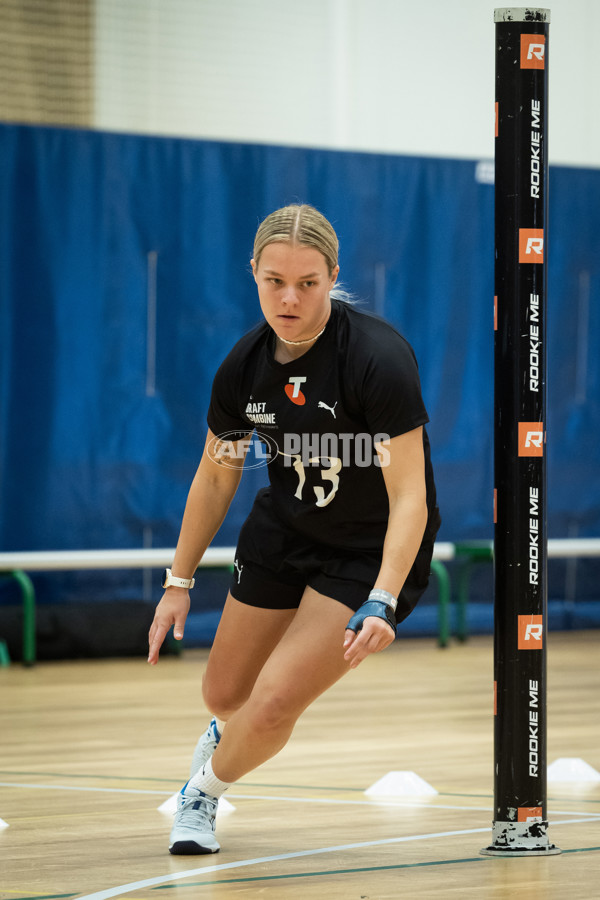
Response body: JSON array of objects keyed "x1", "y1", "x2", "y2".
[{"x1": 1, "y1": 631, "x2": 599, "y2": 899}]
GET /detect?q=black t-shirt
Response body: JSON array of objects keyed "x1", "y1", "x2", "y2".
[{"x1": 207, "y1": 299, "x2": 439, "y2": 552}]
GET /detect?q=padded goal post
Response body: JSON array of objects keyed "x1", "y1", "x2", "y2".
[{"x1": 482, "y1": 7, "x2": 560, "y2": 857}]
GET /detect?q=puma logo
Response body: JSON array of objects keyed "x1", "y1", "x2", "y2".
[
  {"x1": 234, "y1": 559, "x2": 243, "y2": 583},
  {"x1": 318, "y1": 400, "x2": 337, "y2": 418}
]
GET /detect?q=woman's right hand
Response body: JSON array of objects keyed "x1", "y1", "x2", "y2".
[{"x1": 147, "y1": 588, "x2": 191, "y2": 665}]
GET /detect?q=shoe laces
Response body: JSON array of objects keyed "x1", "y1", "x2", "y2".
[{"x1": 177, "y1": 790, "x2": 217, "y2": 830}]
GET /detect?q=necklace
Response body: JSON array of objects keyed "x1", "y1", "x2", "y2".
[{"x1": 277, "y1": 324, "x2": 327, "y2": 346}]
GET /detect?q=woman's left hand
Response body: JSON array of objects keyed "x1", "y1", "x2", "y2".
[{"x1": 342, "y1": 616, "x2": 396, "y2": 668}]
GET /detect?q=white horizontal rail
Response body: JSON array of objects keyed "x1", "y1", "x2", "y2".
[
  {"x1": 453, "y1": 538, "x2": 600, "y2": 559},
  {"x1": 432, "y1": 541, "x2": 455, "y2": 561},
  {"x1": 548, "y1": 538, "x2": 600, "y2": 558},
  {"x1": 0, "y1": 547, "x2": 235, "y2": 571},
  {"x1": 0, "y1": 539, "x2": 598, "y2": 573},
  {"x1": 0, "y1": 543, "x2": 454, "y2": 572}
]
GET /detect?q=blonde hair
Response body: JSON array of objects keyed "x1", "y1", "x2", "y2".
[{"x1": 253, "y1": 204, "x2": 339, "y2": 276}]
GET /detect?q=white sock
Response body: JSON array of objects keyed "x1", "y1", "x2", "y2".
[{"x1": 188, "y1": 755, "x2": 231, "y2": 798}]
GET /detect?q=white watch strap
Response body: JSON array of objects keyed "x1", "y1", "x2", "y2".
[{"x1": 165, "y1": 568, "x2": 195, "y2": 589}]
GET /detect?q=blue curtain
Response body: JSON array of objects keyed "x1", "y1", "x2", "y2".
[{"x1": 1, "y1": 124, "x2": 599, "y2": 609}]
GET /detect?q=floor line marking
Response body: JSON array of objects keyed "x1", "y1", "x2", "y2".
[
  {"x1": 0, "y1": 780, "x2": 492, "y2": 811},
  {"x1": 72, "y1": 827, "x2": 491, "y2": 900},
  {"x1": 72, "y1": 820, "x2": 599, "y2": 900},
  {"x1": 2, "y1": 782, "x2": 600, "y2": 819},
  {"x1": 2, "y1": 772, "x2": 600, "y2": 807},
  {"x1": 150, "y1": 855, "x2": 489, "y2": 889},
  {"x1": 0, "y1": 782, "x2": 173, "y2": 797},
  {"x1": 152, "y1": 848, "x2": 600, "y2": 890},
  {"x1": 232, "y1": 793, "x2": 493, "y2": 812}
]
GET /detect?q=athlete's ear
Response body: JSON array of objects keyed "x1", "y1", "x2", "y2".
[
  {"x1": 330, "y1": 264, "x2": 340, "y2": 288},
  {"x1": 250, "y1": 258, "x2": 258, "y2": 282}
]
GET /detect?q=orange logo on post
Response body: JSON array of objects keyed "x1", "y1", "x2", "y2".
[
  {"x1": 518, "y1": 615, "x2": 543, "y2": 650},
  {"x1": 518, "y1": 807, "x2": 543, "y2": 822},
  {"x1": 519, "y1": 229, "x2": 544, "y2": 263},
  {"x1": 521, "y1": 35, "x2": 546, "y2": 69},
  {"x1": 519, "y1": 422, "x2": 544, "y2": 457}
]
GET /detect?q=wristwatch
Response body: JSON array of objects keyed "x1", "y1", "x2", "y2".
[{"x1": 162, "y1": 568, "x2": 195, "y2": 589}]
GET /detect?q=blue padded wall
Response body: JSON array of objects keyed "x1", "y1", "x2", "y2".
[{"x1": 1, "y1": 124, "x2": 599, "y2": 629}]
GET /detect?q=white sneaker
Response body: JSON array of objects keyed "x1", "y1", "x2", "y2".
[
  {"x1": 169, "y1": 783, "x2": 220, "y2": 855},
  {"x1": 189, "y1": 718, "x2": 221, "y2": 777}
]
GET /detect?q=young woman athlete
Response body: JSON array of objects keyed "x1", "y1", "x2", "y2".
[{"x1": 147, "y1": 204, "x2": 441, "y2": 855}]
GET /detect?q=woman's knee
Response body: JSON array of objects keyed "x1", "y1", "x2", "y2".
[
  {"x1": 201, "y1": 670, "x2": 251, "y2": 720},
  {"x1": 245, "y1": 688, "x2": 302, "y2": 734}
]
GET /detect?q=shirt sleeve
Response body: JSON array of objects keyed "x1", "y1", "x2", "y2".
[
  {"x1": 206, "y1": 353, "x2": 251, "y2": 439},
  {"x1": 359, "y1": 334, "x2": 429, "y2": 439}
]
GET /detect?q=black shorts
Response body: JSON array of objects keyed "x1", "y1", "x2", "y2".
[{"x1": 229, "y1": 489, "x2": 435, "y2": 623}]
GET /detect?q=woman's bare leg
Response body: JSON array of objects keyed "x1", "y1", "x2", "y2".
[
  {"x1": 201, "y1": 593, "x2": 297, "y2": 720},
  {"x1": 209, "y1": 586, "x2": 353, "y2": 783}
]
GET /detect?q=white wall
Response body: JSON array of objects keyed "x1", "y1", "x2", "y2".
[{"x1": 94, "y1": 0, "x2": 600, "y2": 167}]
